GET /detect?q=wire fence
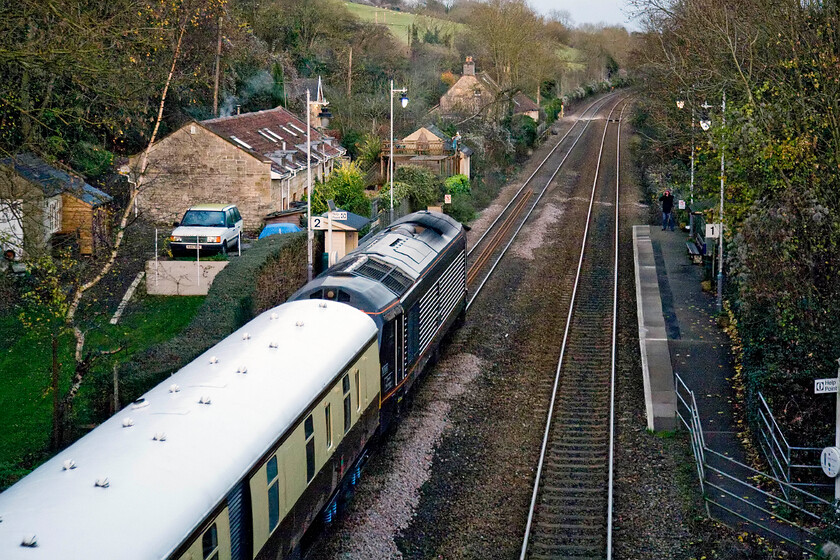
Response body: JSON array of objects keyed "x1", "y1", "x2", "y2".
[
  {"x1": 675, "y1": 373, "x2": 835, "y2": 556},
  {"x1": 756, "y1": 392, "x2": 831, "y2": 499}
]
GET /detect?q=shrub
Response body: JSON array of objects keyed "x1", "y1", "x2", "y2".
[
  {"x1": 355, "y1": 133, "x2": 382, "y2": 168},
  {"x1": 70, "y1": 142, "x2": 114, "y2": 178},
  {"x1": 114, "y1": 232, "x2": 308, "y2": 405},
  {"x1": 444, "y1": 192, "x2": 476, "y2": 224},
  {"x1": 510, "y1": 114, "x2": 538, "y2": 151},
  {"x1": 543, "y1": 98, "x2": 564, "y2": 124},
  {"x1": 444, "y1": 174, "x2": 470, "y2": 195},
  {"x1": 312, "y1": 161, "x2": 371, "y2": 218},
  {"x1": 378, "y1": 165, "x2": 442, "y2": 211}
]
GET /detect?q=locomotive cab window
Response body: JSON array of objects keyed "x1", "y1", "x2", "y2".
[
  {"x1": 202, "y1": 523, "x2": 219, "y2": 560},
  {"x1": 305, "y1": 415, "x2": 315, "y2": 482}
]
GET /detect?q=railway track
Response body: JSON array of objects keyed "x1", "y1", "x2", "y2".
[
  {"x1": 465, "y1": 94, "x2": 618, "y2": 305},
  {"x1": 519, "y1": 98, "x2": 629, "y2": 560}
]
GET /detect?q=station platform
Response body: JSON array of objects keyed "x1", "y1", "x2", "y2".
[
  {"x1": 632, "y1": 225, "x2": 817, "y2": 551},
  {"x1": 633, "y1": 223, "x2": 743, "y2": 452}
]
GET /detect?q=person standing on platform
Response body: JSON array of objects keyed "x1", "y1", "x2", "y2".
[{"x1": 659, "y1": 190, "x2": 675, "y2": 231}]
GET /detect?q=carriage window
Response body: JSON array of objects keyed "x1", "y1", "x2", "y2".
[
  {"x1": 267, "y1": 455, "x2": 280, "y2": 531},
  {"x1": 337, "y1": 290, "x2": 351, "y2": 303},
  {"x1": 305, "y1": 415, "x2": 315, "y2": 482},
  {"x1": 202, "y1": 523, "x2": 219, "y2": 560},
  {"x1": 325, "y1": 403, "x2": 332, "y2": 448},
  {"x1": 342, "y1": 374, "x2": 352, "y2": 433},
  {"x1": 355, "y1": 369, "x2": 361, "y2": 411}
]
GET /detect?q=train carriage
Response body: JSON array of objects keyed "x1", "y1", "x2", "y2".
[
  {"x1": 0, "y1": 211, "x2": 467, "y2": 559},
  {"x1": 0, "y1": 300, "x2": 380, "y2": 560},
  {"x1": 290, "y1": 211, "x2": 467, "y2": 427}
]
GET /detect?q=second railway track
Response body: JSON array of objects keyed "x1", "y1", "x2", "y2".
[{"x1": 521, "y1": 98, "x2": 629, "y2": 560}]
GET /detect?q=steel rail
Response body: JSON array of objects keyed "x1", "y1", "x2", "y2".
[
  {"x1": 467, "y1": 95, "x2": 615, "y2": 259},
  {"x1": 467, "y1": 93, "x2": 627, "y2": 310},
  {"x1": 519, "y1": 96, "x2": 627, "y2": 560},
  {"x1": 607, "y1": 101, "x2": 629, "y2": 560},
  {"x1": 466, "y1": 189, "x2": 533, "y2": 286}
]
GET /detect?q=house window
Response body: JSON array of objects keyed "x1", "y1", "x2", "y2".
[
  {"x1": 343, "y1": 374, "x2": 351, "y2": 434},
  {"x1": 267, "y1": 455, "x2": 280, "y2": 532},
  {"x1": 44, "y1": 198, "x2": 60, "y2": 235},
  {"x1": 202, "y1": 523, "x2": 219, "y2": 560},
  {"x1": 304, "y1": 415, "x2": 315, "y2": 482},
  {"x1": 325, "y1": 403, "x2": 332, "y2": 449}
]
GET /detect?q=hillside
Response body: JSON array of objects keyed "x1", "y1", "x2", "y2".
[{"x1": 343, "y1": 2, "x2": 465, "y2": 46}]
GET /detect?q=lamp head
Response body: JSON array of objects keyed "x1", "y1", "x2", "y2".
[
  {"x1": 700, "y1": 118, "x2": 711, "y2": 131},
  {"x1": 400, "y1": 92, "x2": 409, "y2": 108}
]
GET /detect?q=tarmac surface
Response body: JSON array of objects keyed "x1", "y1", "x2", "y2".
[{"x1": 642, "y1": 223, "x2": 820, "y2": 553}]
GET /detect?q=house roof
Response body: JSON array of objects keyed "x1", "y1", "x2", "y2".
[
  {"x1": 319, "y1": 208, "x2": 370, "y2": 231},
  {"x1": 513, "y1": 92, "x2": 540, "y2": 113},
  {"x1": 424, "y1": 124, "x2": 449, "y2": 142},
  {"x1": 401, "y1": 125, "x2": 474, "y2": 157},
  {"x1": 201, "y1": 106, "x2": 345, "y2": 179},
  {"x1": 0, "y1": 153, "x2": 112, "y2": 206},
  {"x1": 475, "y1": 72, "x2": 502, "y2": 95}
]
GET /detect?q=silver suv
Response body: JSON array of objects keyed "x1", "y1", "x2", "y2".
[{"x1": 169, "y1": 204, "x2": 243, "y2": 257}]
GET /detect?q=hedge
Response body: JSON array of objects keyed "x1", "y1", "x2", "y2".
[{"x1": 114, "y1": 231, "x2": 308, "y2": 405}]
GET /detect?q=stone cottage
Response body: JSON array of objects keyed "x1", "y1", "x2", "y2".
[
  {"x1": 130, "y1": 106, "x2": 345, "y2": 230},
  {"x1": 440, "y1": 57, "x2": 541, "y2": 123},
  {"x1": 439, "y1": 57, "x2": 502, "y2": 119}
]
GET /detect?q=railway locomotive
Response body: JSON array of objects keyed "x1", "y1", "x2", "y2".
[{"x1": 0, "y1": 211, "x2": 466, "y2": 560}]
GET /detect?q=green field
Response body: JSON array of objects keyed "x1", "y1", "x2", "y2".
[
  {"x1": 344, "y1": 2, "x2": 465, "y2": 46},
  {"x1": 0, "y1": 294, "x2": 204, "y2": 488}
]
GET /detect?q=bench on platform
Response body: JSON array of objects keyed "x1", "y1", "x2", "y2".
[
  {"x1": 685, "y1": 210, "x2": 707, "y2": 265},
  {"x1": 686, "y1": 237, "x2": 704, "y2": 264}
]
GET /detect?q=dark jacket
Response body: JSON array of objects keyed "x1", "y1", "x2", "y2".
[{"x1": 659, "y1": 193, "x2": 674, "y2": 213}]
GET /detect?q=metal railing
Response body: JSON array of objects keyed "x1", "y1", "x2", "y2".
[
  {"x1": 382, "y1": 140, "x2": 455, "y2": 156},
  {"x1": 756, "y1": 392, "x2": 831, "y2": 498},
  {"x1": 675, "y1": 373, "x2": 834, "y2": 556}
]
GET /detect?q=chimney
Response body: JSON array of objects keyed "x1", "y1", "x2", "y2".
[{"x1": 463, "y1": 56, "x2": 475, "y2": 76}]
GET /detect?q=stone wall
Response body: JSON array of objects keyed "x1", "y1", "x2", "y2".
[
  {"x1": 145, "y1": 259, "x2": 229, "y2": 296},
  {"x1": 134, "y1": 125, "x2": 273, "y2": 231}
]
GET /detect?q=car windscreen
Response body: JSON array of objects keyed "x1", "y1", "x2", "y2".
[{"x1": 180, "y1": 210, "x2": 225, "y2": 227}]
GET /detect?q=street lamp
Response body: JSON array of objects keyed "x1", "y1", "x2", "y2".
[
  {"x1": 390, "y1": 79, "x2": 408, "y2": 223},
  {"x1": 306, "y1": 88, "x2": 313, "y2": 282},
  {"x1": 676, "y1": 91, "x2": 696, "y2": 232},
  {"x1": 698, "y1": 94, "x2": 726, "y2": 313}
]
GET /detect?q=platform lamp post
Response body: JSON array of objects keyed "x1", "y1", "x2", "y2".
[
  {"x1": 699, "y1": 92, "x2": 726, "y2": 314},
  {"x1": 389, "y1": 80, "x2": 408, "y2": 224},
  {"x1": 676, "y1": 91, "x2": 696, "y2": 233}
]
